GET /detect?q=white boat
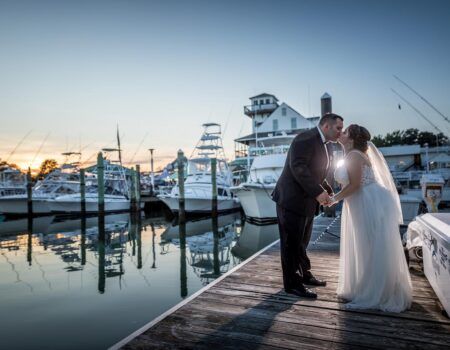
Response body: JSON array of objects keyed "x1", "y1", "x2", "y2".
[
  {"x1": 159, "y1": 123, "x2": 240, "y2": 214},
  {"x1": 48, "y1": 152, "x2": 132, "y2": 214},
  {"x1": 410, "y1": 213, "x2": 450, "y2": 316},
  {"x1": 231, "y1": 134, "x2": 294, "y2": 222},
  {"x1": 0, "y1": 160, "x2": 82, "y2": 215},
  {"x1": 0, "y1": 165, "x2": 26, "y2": 197}
]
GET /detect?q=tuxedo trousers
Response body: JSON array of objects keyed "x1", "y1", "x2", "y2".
[{"x1": 276, "y1": 204, "x2": 314, "y2": 290}]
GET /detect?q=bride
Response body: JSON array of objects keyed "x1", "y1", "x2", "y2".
[{"x1": 330, "y1": 124, "x2": 412, "y2": 312}]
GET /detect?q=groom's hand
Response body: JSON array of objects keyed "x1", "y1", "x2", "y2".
[{"x1": 316, "y1": 191, "x2": 331, "y2": 205}]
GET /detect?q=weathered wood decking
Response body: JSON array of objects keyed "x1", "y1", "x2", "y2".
[{"x1": 113, "y1": 216, "x2": 450, "y2": 350}]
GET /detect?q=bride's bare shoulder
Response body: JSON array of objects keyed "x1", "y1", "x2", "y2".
[{"x1": 346, "y1": 150, "x2": 370, "y2": 166}]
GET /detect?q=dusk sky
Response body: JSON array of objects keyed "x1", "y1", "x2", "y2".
[{"x1": 1, "y1": 0, "x2": 449, "y2": 171}]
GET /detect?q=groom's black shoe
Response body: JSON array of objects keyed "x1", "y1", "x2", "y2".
[
  {"x1": 285, "y1": 285, "x2": 317, "y2": 299},
  {"x1": 303, "y1": 276, "x2": 327, "y2": 287}
]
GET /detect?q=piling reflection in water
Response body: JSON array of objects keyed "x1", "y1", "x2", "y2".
[{"x1": 0, "y1": 211, "x2": 280, "y2": 350}]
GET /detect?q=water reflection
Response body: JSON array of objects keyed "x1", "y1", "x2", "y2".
[{"x1": 0, "y1": 212, "x2": 280, "y2": 349}]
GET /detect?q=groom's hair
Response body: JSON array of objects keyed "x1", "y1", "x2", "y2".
[{"x1": 319, "y1": 113, "x2": 344, "y2": 126}]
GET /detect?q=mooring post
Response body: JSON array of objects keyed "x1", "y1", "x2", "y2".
[
  {"x1": 179, "y1": 219, "x2": 187, "y2": 298},
  {"x1": 26, "y1": 167, "x2": 33, "y2": 217},
  {"x1": 136, "y1": 164, "x2": 141, "y2": 211},
  {"x1": 177, "y1": 150, "x2": 186, "y2": 223},
  {"x1": 80, "y1": 168, "x2": 86, "y2": 215},
  {"x1": 211, "y1": 157, "x2": 218, "y2": 217},
  {"x1": 97, "y1": 152, "x2": 105, "y2": 215},
  {"x1": 130, "y1": 167, "x2": 137, "y2": 212},
  {"x1": 98, "y1": 214, "x2": 106, "y2": 294},
  {"x1": 81, "y1": 217, "x2": 86, "y2": 266},
  {"x1": 212, "y1": 215, "x2": 220, "y2": 277}
]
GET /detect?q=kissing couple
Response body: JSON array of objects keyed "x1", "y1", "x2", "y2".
[{"x1": 272, "y1": 113, "x2": 412, "y2": 312}]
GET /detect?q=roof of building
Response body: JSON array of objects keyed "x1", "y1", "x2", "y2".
[
  {"x1": 249, "y1": 93, "x2": 279, "y2": 101},
  {"x1": 378, "y1": 144, "x2": 421, "y2": 156}
]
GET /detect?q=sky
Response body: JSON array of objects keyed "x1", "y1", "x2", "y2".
[{"x1": 1, "y1": 0, "x2": 449, "y2": 172}]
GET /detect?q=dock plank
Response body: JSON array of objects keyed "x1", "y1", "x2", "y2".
[{"x1": 114, "y1": 218, "x2": 450, "y2": 350}]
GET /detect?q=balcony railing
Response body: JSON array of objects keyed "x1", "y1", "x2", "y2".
[{"x1": 244, "y1": 103, "x2": 278, "y2": 116}]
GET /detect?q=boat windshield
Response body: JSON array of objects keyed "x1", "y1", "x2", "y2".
[{"x1": 187, "y1": 158, "x2": 228, "y2": 176}]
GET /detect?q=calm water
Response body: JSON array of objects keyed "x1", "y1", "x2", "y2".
[{"x1": 0, "y1": 211, "x2": 279, "y2": 349}]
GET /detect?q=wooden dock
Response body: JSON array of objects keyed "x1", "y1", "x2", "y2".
[{"x1": 112, "y1": 216, "x2": 450, "y2": 350}]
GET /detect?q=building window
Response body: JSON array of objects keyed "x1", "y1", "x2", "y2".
[
  {"x1": 253, "y1": 100, "x2": 257, "y2": 105},
  {"x1": 260, "y1": 100, "x2": 264, "y2": 105},
  {"x1": 273, "y1": 119, "x2": 279, "y2": 131},
  {"x1": 265, "y1": 99, "x2": 270, "y2": 104},
  {"x1": 291, "y1": 118, "x2": 297, "y2": 129},
  {"x1": 282, "y1": 107, "x2": 287, "y2": 116}
]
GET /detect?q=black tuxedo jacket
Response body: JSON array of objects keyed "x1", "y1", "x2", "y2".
[{"x1": 272, "y1": 128, "x2": 332, "y2": 217}]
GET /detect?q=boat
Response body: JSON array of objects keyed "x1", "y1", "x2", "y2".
[
  {"x1": 158, "y1": 123, "x2": 240, "y2": 214},
  {"x1": 48, "y1": 150, "x2": 132, "y2": 214},
  {"x1": 0, "y1": 153, "x2": 83, "y2": 215},
  {"x1": 230, "y1": 134, "x2": 293, "y2": 222},
  {"x1": 229, "y1": 93, "x2": 322, "y2": 222},
  {"x1": 0, "y1": 165, "x2": 26, "y2": 197},
  {"x1": 408, "y1": 213, "x2": 450, "y2": 316}
]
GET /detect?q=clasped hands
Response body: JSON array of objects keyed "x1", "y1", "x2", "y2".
[{"x1": 316, "y1": 191, "x2": 338, "y2": 207}]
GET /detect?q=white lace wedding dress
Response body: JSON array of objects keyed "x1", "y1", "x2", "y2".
[{"x1": 334, "y1": 147, "x2": 412, "y2": 312}]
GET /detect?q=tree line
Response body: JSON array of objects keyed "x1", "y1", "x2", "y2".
[{"x1": 371, "y1": 128, "x2": 448, "y2": 148}]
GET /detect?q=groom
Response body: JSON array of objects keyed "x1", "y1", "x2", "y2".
[{"x1": 272, "y1": 113, "x2": 344, "y2": 298}]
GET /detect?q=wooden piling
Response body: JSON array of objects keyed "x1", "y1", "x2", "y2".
[
  {"x1": 177, "y1": 150, "x2": 186, "y2": 223},
  {"x1": 26, "y1": 167, "x2": 33, "y2": 217},
  {"x1": 81, "y1": 217, "x2": 86, "y2": 266},
  {"x1": 179, "y1": 220, "x2": 187, "y2": 298},
  {"x1": 97, "y1": 153, "x2": 105, "y2": 215},
  {"x1": 212, "y1": 216, "x2": 220, "y2": 277},
  {"x1": 211, "y1": 158, "x2": 218, "y2": 217},
  {"x1": 80, "y1": 168, "x2": 86, "y2": 215},
  {"x1": 97, "y1": 214, "x2": 106, "y2": 294},
  {"x1": 130, "y1": 167, "x2": 137, "y2": 212},
  {"x1": 136, "y1": 164, "x2": 141, "y2": 210}
]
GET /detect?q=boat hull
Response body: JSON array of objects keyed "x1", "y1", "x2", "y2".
[
  {"x1": 416, "y1": 213, "x2": 450, "y2": 316},
  {"x1": 0, "y1": 196, "x2": 52, "y2": 215},
  {"x1": 49, "y1": 195, "x2": 131, "y2": 214},
  {"x1": 231, "y1": 184, "x2": 276, "y2": 222},
  {"x1": 159, "y1": 196, "x2": 240, "y2": 214}
]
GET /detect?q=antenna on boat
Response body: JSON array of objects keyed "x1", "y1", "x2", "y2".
[
  {"x1": 6, "y1": 129, "x2": 33, "y2": 163},
  {"x1": 391, "y1": 88, "x2": 447, "y2": 147},
  {"x1": 391, "y1": 88, "x2": 447, "y2": 136},
  {"x1": 393, "y1": 75, "x2": 450, "y2": 125},
  {"x1": 129, "y1": 131, "x2": 149, "y2": 165},
  {"x1": 30, "y1": 132, "x2": 51, "y2": 167},
  {"x1": 117, "y1": 124, "x2": 123, "y2": 166}
]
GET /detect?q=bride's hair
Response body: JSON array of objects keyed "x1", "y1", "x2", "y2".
[{"x1": 347, "y1": 124, "x2": 371, "y2": 152}]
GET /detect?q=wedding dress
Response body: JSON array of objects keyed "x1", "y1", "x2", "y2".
[{"x1": 334, "y1": 143, "x2": 412, "y2": 312}]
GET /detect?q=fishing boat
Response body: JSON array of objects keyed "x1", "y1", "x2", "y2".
[
  {"x1": 0, "y1": 153, "x2": 83, "y2": 215},
  {"x1": 0, "y1": 165, "x2": 26, "y2": 197},
  {"x1": 158, "y1": 123, "x2": 240, "y2": 214},
  {"x1": 230, "y1": 134, "x2": 294, "y2": 222},
  {"x1": 48, "y1": 149, "x2": 132, "y2": 214}
]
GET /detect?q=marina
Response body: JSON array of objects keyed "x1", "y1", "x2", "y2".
[{"x1": 1, "y1": 2, "x2": 450, "y2": 349}]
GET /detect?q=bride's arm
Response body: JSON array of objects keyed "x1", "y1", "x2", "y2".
[{"x1": 333, "y1": 153, "x2": 364, "y2": 202}]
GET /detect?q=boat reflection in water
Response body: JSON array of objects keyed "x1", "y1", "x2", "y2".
[
  {"x1": 232, "y1": 220, "x2": 279, "y2": 260},
  {"x1": 0, "y1": 211, "x2": 279, "y2": 350},
  {"x1": 161, "y1": 213, "x2": 242, "y2": 286}
]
